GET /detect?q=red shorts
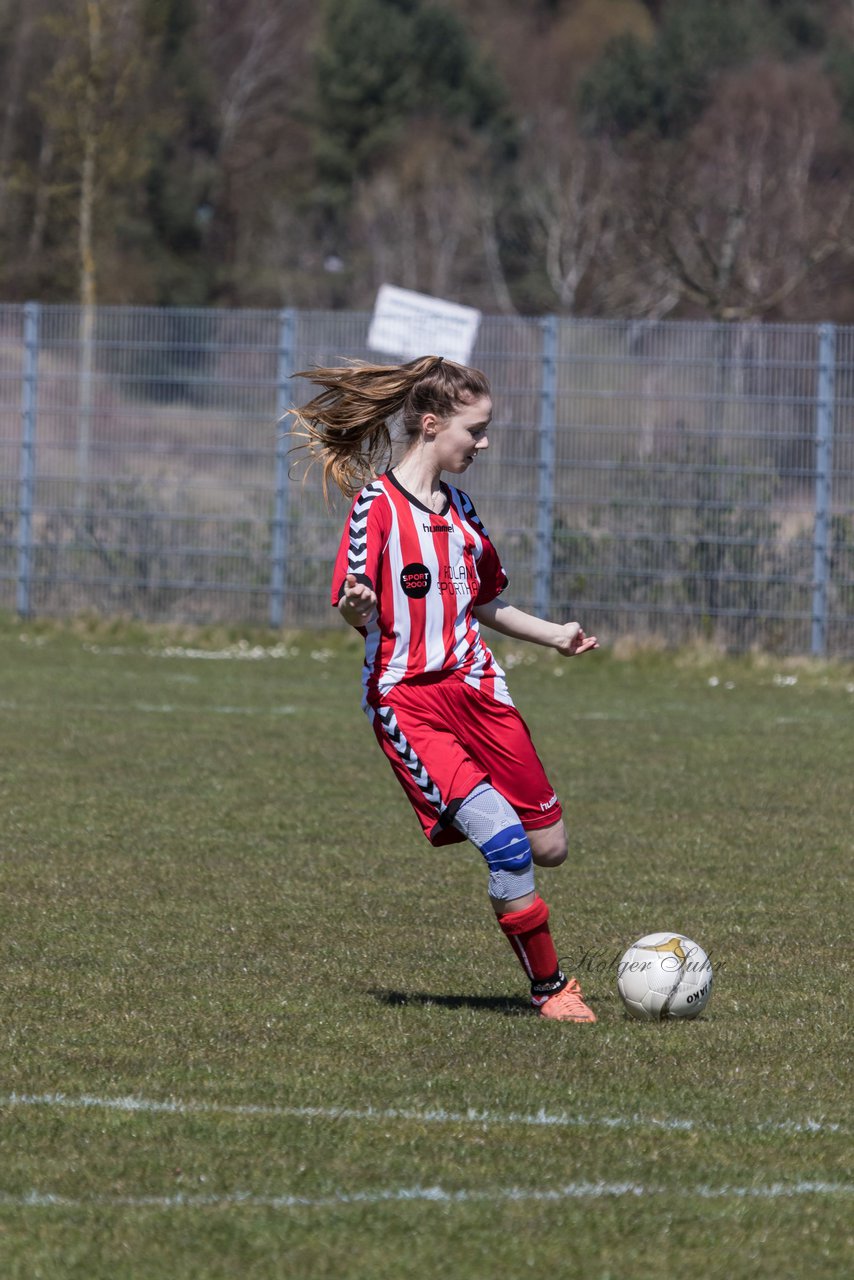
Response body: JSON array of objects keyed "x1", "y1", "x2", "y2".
[{"x1": 369, "y1": 672, "x2": 562, "y2": 846}]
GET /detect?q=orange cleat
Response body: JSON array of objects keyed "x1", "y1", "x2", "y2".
[{"x1": 538, "y1": 977, "x2": 597, "y2": 1023}]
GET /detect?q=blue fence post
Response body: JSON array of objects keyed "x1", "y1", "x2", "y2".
[
  {"x1": 534, "y1": 316, "x2": 558, "y2": 618},
  {"x1": 270, "y1": 307, "x2": 297, "y2": 629},
  {"x1": 811, "y1": 322, "x2": 835, "y2": 658},
  {"x1": 16, "y1": 301, "x2": 40, "y2": 619}
]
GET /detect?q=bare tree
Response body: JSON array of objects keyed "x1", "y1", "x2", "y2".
[
  {"x1": 478, "y1": 188, "x2": 518, "y2": 316},
  {"x1": 520, "y1": 112, "x2": 618, "y2": 313},
  {"x1": 463, "y1": 0, "x2": 653, "y2": 316},
  {"x1": 351, "y1": 121, "x2": 490, "y2": 305},
  {"x1": 197, "y1": 0, "x2": 316, "y2": 301},
  {"x1": 617, "y1": 60, "x2": 854, "y2": 320},
  {"x1": 29, "y1": 0, "x2": 153, "y2": 498}
]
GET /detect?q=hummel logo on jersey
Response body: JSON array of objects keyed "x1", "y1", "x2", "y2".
[{"x1": 422, "y1": 522, "x2": 454, "y2": 534}]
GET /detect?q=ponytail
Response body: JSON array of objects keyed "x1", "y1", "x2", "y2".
[{"x1": 287, "y1": 355, "x2": 490, "y2": 499}]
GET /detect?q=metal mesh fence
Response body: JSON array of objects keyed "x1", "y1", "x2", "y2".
[{"x1": 1, "y1": 303, "x2": 852, "y2": 655}]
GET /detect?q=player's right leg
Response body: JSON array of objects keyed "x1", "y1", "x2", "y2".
[{"x1": 452, "y1": 784, "x2": 595, "y2": 1023}]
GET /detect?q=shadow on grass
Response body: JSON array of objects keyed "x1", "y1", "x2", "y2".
[{"x1": 367, "y1": 987, "x2": 530, "y2": 1017}]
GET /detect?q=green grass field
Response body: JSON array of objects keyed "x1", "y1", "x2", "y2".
[{"x1": 0, "y1": 615, "x2": 851, "y2": 1279}]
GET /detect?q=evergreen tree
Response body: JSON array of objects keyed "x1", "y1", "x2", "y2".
[
  {"x1": 311, "y1": 0, "x2": 513, "y2": 225},
  {"x1": 580, "y1": 0, "x2": 829, "y2": 138},
  {"x1": 138, "y1": 0, "x2": 219, "y2": 304}
]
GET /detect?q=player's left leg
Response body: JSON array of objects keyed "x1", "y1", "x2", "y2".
[{"x1": 528, "y1": 820, "x2": 567, "y2": 868}]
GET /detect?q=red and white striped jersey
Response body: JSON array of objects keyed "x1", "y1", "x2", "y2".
[{"x1": 331, "y1": 470, "x2": 511, "y2": 707}]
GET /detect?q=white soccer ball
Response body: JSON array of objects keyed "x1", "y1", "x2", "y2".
[{"x1": 617, "y1": 931, "x2": 713, "y2": 1021}]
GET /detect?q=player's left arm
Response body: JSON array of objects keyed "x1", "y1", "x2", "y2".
[{"x1": 473, "y1": 598, "x2": 599, "y2": 657}]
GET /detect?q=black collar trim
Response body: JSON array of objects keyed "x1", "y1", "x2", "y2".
[{"x1": 386, "y1": 468, "x2": 451, "y2": 516}]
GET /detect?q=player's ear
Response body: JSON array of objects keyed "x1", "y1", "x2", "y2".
[{"x1": 421, "y1": 412, "x2": 440, "y2": 439}]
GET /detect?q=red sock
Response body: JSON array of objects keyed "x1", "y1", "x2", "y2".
[{"x1": 498, "y1": 896, "x2": 567, "y2": 1004}]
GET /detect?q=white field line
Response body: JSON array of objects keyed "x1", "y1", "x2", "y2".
[
  {"x1": 131, "y1": 703, "x2": 296, "y2": 716},
  {"x1": 79, "y1": 643, "x2": 300, "y2": 661},
  {"x1": 0, "y1": 699, "x2": 296, "y2": 717},
  {"x1": 1, "y1": 1092, "x2": 846, "y2": 1137},
  {"x1": 0, "y1": 1180, "x2": 851, "y2": 1212}
]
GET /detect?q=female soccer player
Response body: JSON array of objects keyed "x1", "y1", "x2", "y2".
[{"x1": 291, "y1": 355, "x2": 599, "y2": 1021}]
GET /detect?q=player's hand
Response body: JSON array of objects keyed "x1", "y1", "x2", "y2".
[
  {"x1": 554, "y1": 622, "x2": 599, "y2": 657},
  {"x1": 339, "y1": 572, "x2": 377, "y2": 623}
]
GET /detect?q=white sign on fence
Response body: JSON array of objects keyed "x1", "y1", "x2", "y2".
[{"x1": 368, "y1": 284, "x2": 481, "y2": 365}]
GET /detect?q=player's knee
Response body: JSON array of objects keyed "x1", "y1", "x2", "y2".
[
  {"x1": 452, "y1": 783, "x2": 535, "y2": 902},
  {"x1": 530, "y1": 821, "x2": 568, "y2": 868},
  {"x1": 481, "y1": 822, "x2": 532, "y2": 873},
  {"x1": 481, "y1": 822, "x2": 534, "y2": 901}
]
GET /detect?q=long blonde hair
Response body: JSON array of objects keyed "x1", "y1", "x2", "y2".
[{"x1": 288, "y1": 355, "x2": 491, "y2": 499}]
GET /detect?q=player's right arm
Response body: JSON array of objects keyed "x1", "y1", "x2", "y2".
[
  {"x1": 331, "y1": 485, "x2": 387, "y2": 630},
  {"x1": 338, "y1": 572, "x2": 377, "y2": 626}
]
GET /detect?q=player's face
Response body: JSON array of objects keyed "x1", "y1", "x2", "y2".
[{"x1": 431, "y1": 395, "x2": 492, "y2": 473}]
